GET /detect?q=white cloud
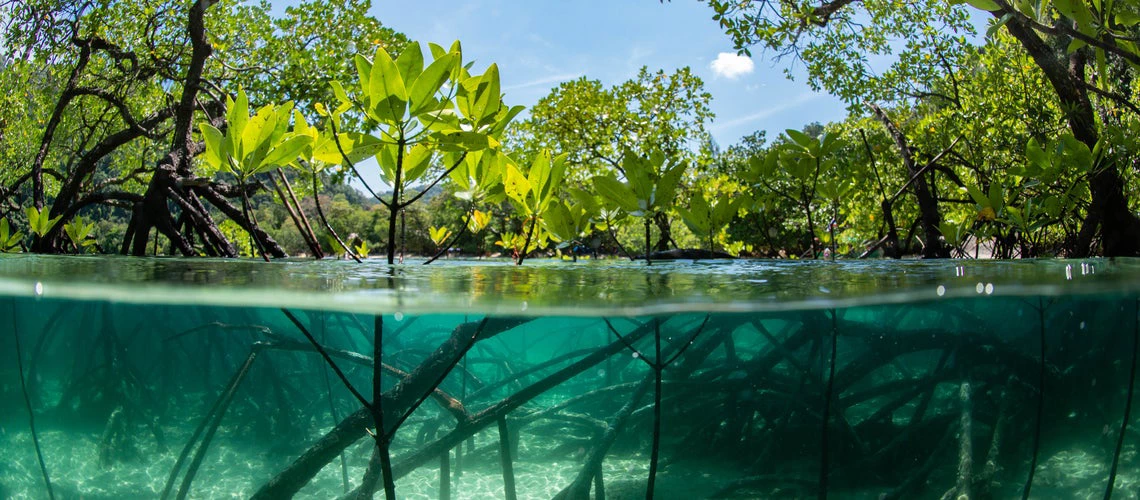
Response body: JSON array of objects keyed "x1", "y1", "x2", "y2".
[{"x1": 710, "y1": 52, "x2": 755, "y2": 79}]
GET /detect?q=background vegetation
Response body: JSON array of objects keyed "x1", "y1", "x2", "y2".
[{"x1": 1, "y1": 0, "x2": 1138, "y2": 262}]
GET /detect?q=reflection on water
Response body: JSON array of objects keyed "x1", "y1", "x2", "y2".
[{"x1": 0, "y1": 255, "x2": 1135, "y2": 316}]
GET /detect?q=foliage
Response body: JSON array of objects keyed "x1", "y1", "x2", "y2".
[
  {"x1": 516, "y1": 68, "x2": 713, "y2": 184},
  {"x1": 25, "y1": 207, "x2": 62, "y2": 237},
  {"x1": 199, "y1": 90, "x2": 312, "y2": 181},
  {"x1": 327, "y1": 40, "x2": 524, "y2": 263},
  {"x1": 592, "y1": 152, "x2": 686, "y2": 261},
  {"x1": 0, "y1": 218, "x2": 23, "y2": 253},
  {"x1": 501, "y1": 150, "x2": 568, "y2": 263},
  {"x1": 62, "y1": 216, "x2": 97, "y2": 253},
  {"x1": 676, "y1": 190, "x2": 743, "y2": 252}
]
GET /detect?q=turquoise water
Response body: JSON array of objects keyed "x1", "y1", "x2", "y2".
[{"x1": 1, "y1": 256, "x2": 1138, "y2": 498}]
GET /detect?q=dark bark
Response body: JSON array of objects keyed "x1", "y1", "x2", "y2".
[
  {"x1": 197, "y1": 186, "x2": 286, "y2": 258},
  {"x1": 251, "y1": 318, "x2": 531, "y2": 500},
  {"x1": 870, "y1": 103, "x2": 948, "y2": 258},
  {"x1": 31, "y1": 36, "x2": 97, "y2": 213},
  {"x1": 653, "y1": 211, "x2": 674, "y2": 251},
  {"x1": 385, "y1": 137, "x2": 405, "y2": 265},
  {"x1": 271, "y1": 169, "x2": 323, "y2": 258},
  {"x1": 42, "y1": 107, "x2": 177, "y2": 250},
  {"x1": 124, "y1": 0, "x2": 228, "y2": 257},
  {"x1": 1000, "y1": 13, "x2": 1140, "y2": 256}
]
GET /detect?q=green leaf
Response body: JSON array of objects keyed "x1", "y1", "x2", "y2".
[
  {"x1": 542, "y1": 200, "x2": 575, "y2": 242},
  {"x1": 409, "y1": 52, "x2": 456, "y2": 115},
  {"x1": 428, "y1": 42, "x2": 448, "y2": 60},
  {"x1": 1026, "y1": 137, "x2": 1049, "y2": 168},
  {"x1": 368, "y1": 45, "x2": 407, "y2": 122},
  {"x1": 433, "y1": 130, "x2": 494, "y2": 152},
  {"x1": 504, "y1": 162, "x2": 532, "y2": 213},
  {"x1": 963, "y1": 0, "x2": 1001, "y2": 11},
  {"x1": 312, "y1": 132, "x2": 382, "y2": 165},
  {"x1": 472, "y1": 63, "x2": 502, "y2": 123},
  {"x1": 678, "y1": 191, "x2": 712, "y2": 237},
  {"x1": 239, "y1": 106, "x2": 276, "y2": 174},
  {"x1": 785, "y1": 128, "x2": 813, "y2": 148},
  {"x1": 259, "y1": 135, "x2": 313, "y2": 172},
  {"x1": 330, "y1": 80, "x2": 352, "y2": 107},
  {"x1": 489, "y1": 105, "x2": 527, "y2": 137},
  {"x1": 227, "y1": 90, "x2": 250, "y2": 153},
  {"x1": 402, "y1": 143, "x2": 433, "y2": 183},
  {"x1": 963, "y1": 185, "x2": 990, "y2": 207},
  {"x1": 25, "y1": 207, "x2": 62, "y2": 237},
  {"x1": 987, "y1": 13, "x2": 1013, "y2": 37},
  {"x1": 354, "y1": 54, "x2": 372, "y2": 93},
  {"x1": 592, "y1": 174, "x2": 640, "y2": 213},
  {"x1": 655, "y1": 161, "x2": 686, "y2": 210},
  {"x1": 1117, "y1": 10, "x2": 1140, "y2": 26},
  {"x1": 395, "y1": 41, "x2": 424, "y2": 85},
  {"x1": 199, "y1": 123, "x2": 227, "y2": 171},
  {"x1": 988, "y1": 182, "x2": 1004, "y2": 211},
  {"x1": 429, "y1": 225, "x2": 452, "y2": 246},
  {"x1": 464, "y1": 210, "x2": 488, "y2": 233},
  {"x1": 467, "y1": 210, "x2": 491, "y2": 233},
  {"x1": 1067, "y1": 38, "x2": 1088, "y2": 53},
  {"x1": 622, "y1": 154, "x2": 653, "y2": 203},
  {"x1": 711, "y1": 195, "x2": 741, "y2": 228},
  {"x1": 0, "y1": 218, "x2": 23, "y2": 252}
]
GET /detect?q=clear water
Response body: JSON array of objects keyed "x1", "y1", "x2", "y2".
[{"x1": 1, "y1": 255, "x2": 1138, "y2": 499}]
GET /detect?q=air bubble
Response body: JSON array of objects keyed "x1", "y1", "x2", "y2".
[
  {"x1": 936, "y1": 285, "x2": 946, "y2": 297},
  {"x1": 975, "y1": 282, "x2": 984, "y2": 294},
  {"x1": 394, "y1": 312, "x2": 404, "y2": 321},
  {"x1": 34, "y1": 282, "x2": 43, "y2": 296},
  {"x1": 984, "y1": 283, "x2": 993, "y2": 295}
]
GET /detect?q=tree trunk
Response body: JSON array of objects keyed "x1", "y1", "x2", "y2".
[
  {"x1": 653, "y1": 211, "x2": 673, "y2": 251},
  {"x1": 1001, "y1": 15, "x2": 1140, "y2": 256},
  {"x1": 870, "y1": 103, "x2": 948, "y2": 258}
]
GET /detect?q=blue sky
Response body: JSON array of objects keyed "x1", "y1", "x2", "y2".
[{"x1": 369, "y1": 0, "x2": 850, "y2": 149}]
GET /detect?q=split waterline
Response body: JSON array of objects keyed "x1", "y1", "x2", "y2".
[{"x1": 1, "y1": 256, "x2": 1138, "y2": 498}]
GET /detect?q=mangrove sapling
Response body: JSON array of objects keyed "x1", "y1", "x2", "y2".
[
  {"x1": 818, "y1": 310, "x2": 839, "y2": 500},
  {"x1": 498, "y1": 417, "x2": 519, "y2": 500},
  {"x1": 269, "y1": 169, "x2": 324, "y2": 259},
  {"x1": 252, "y1": 316, "x2": 530, "y2": 499},
  {"x1": 9, "y1": 303, "x2": 55, "y2": 500},
  {"x1": 502, "y1": 150, "x2": 569, "y2": 265},
  {"x1": 592, "y1": 152, "x2": 686, "y2": 265},
  {"x1": 1020, "y1": 297, "x2": 1052, "y2": 499},
  {"x1": 198, "y1": 89, "x2": 313, "y2": 262},
  {"x1": 1104, "y1": 299, "x2": 1139, "y2": 500},
  {"x1": 603, "y1": 314, "x2": 710, "y2": 499},
  {"x1": 326, "y1": 41, "x2": 524, "y2": 265},
  {"x1": 553, "y1": 375, "x2": 654, "y2": 500},
  {"x1": 162, "y1": 345, "x2": 262, "y2": 500}
]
